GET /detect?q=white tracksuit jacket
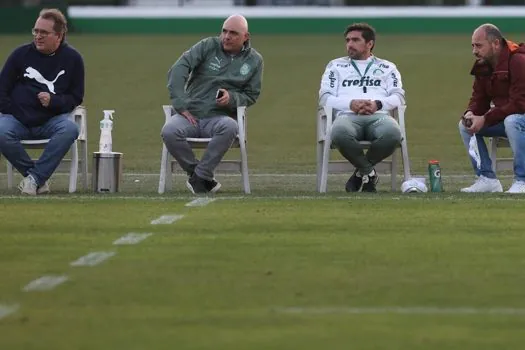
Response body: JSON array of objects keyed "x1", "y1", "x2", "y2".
[{"x1": 318, "y1": 55, "x2": 405, "y2": 116}]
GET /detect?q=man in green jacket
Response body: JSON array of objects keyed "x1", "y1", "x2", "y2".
[{"x1": 162, "y1": 14, "x2": 263, "y2": 194}]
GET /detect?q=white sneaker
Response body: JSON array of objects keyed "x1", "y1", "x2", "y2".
[
  {"x1": 461, "y1": 176, "x2": 503, "y2": 193},
  {"x1": 18, "y1": 175, "x2": 38, "y2": 196},
  {"x1": 505, "y1": 180, "x2": 525, "y2": 194},
  {"x1": 37, "y1": 181, "x2": 51, "y2": 195}
]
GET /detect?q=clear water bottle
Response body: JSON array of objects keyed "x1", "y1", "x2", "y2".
[{"x1": 99, "y1": 110, "x2": 114, "y2": 153}]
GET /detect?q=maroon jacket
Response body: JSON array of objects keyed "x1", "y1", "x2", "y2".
[{"x1": 467, "y1": 40, "x2": 525, "y2": 126}]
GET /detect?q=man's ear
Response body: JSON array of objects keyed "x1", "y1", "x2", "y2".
[{"x1": 495, "y1": 39, "x2": 502, "y2": 50}]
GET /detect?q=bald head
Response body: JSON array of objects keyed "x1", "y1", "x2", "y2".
[
  {"x1": 223, "y1": 14, "x2": 249, "y2": 34},
  {"x1": 471, "y1": 23, "x2": 504, "y2": 67},
  {"x1": 220, "y1": 14, "x2": 250, "y2": 54},
  {"x1": 473, "y1": 23, "x2": 503, "y2": 44}
]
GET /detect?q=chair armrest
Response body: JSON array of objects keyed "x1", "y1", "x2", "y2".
[
  {"x1": 395, "y1": 105, "x2": 407, "y2": 141},
  {"x1": 72, "y1": 105, "x2": 87, "y2": 141},
  {"x1": 163, "y1": 105, "x2": 173, "y2": 122},
  {"x1": 317, "y1": 105, "x2": 333, "y2": 142},
  {"x1": 237, "y1": 106, "x2": 247, "y2": 143}
]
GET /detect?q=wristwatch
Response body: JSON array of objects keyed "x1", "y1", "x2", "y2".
[{"x1": 374, "y1": 100, "x2": 383, "y2": 110}]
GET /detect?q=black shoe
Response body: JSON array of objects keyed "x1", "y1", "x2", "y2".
[
  {"x1": 204, "y1": 178, "x2": 221, "y2": 193},
  {"x1": 345, "y1": 169, "x2": 363, "y2": 192},
  {"x1": 186, "y1": 173, "x2": 209, "y2": 194},
  {"x1": 361, "y1": 170, "x2": 379, "y2": 193}
]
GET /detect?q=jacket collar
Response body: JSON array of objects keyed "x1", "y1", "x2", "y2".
[
  {"x1": 220, "y1": 39, "x2": 251, "y2": 56},
  {"x1": 31, "y1": 40, "x2": 67, "y2": 57}
]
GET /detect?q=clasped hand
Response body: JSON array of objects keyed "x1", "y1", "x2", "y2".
[
  {"x1": 37, "y1": 92, "x2": 51, "y2": 107},
  {"x1": 350, "y1": 99, "x2": 378, "y2": 115},
  {"x1": 462, "y1": 111, "x2": 485, "y2": 134}
]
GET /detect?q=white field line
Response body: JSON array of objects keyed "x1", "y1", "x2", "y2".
[
  {"x1": 185, "y1": 198, "x2": 216, "y2": 207},
  {"x1": 0, "y1": 304, "x2": 19, "y2": 320},
  {"x1": 277, "y1": 306, "x2": 525, "y2": 316},
  {"x1": 23, "y1": 275, "x2": 69, "y2": 292},
  {"x1": 113, "y1": 232, "x2": 153, "y2": 245},
  {"x1": 150, "y1": 214, "x2": 184, "y2": 225},
  {"x1": 70, "y1": 252, "x2": 116, "y2": 267}
]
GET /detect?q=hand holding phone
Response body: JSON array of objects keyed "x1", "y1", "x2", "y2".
[{"x1": 216, "y1": 89, "x2": 229, "y2": 106}]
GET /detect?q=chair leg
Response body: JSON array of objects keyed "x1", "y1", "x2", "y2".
[
  {"x1": 7, "y1": 161, "x2": 14, "y2": 189},
  {"x1": 165, "y1": 161, "x2": 173, "y2": 191},
  {"x1": 390, "y1": 150, "x2": 398, "y2": 192},
  {"x1": 316, "y1": 142, "x2": 323, "y2": 192},
  {"x1": 240, "y1": 141, "x2": 251, "y2": 194},
  {"x1": 489, "y1": 137, "x2": 497, "y2": 173},
  {"x1": 158, "y1": 144, "x2": 169, "y2": 194},
  {"x1": 69, "y1": 141, "x2": 78, "y2": 193},
  {"x1": 400, "y1": 138, "x2": 411, "y2": 182},
  {"x1": 81, "y1": 140, "x2": 89, "y2": 190},
  {"x1": 319, "y1": 138, "x2": 331, "y2": 193}
]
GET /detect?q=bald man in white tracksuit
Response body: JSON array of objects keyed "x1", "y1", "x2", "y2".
[{"x1": 319, "y1": 23, "x2": 405, "y2": 193}]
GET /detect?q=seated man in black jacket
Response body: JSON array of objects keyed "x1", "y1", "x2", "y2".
[{"x1": 0, "y1": 8, "x2": 84, "y2": 195}]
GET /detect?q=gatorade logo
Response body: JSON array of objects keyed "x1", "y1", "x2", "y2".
[{"x1": 434, "y1": 169, "x2": 441, "y2": 178}]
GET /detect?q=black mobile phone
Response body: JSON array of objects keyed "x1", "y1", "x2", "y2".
[{"x1": 216, "y1": 90, "x2": 224, "y2": 99}]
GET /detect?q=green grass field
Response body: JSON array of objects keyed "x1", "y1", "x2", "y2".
[
  {"x1": 2, "y1": 196, "x2": 525, "y2": 349},
  {"x1": 1, "y1": 33, "x2": 525, "y2": 349}
]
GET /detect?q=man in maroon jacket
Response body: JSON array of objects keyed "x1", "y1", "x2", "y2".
[{"x1": 459, "y1": 23, "x2": 525, "y2": 193}]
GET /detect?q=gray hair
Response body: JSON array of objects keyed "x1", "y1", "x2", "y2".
[{"x1": 480, "y1": 23, "x2": 503, "y2": 44}]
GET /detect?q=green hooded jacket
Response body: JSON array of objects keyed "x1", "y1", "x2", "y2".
[{"x1": 167, "y1": 36, "x2": 263, "y2": 118}]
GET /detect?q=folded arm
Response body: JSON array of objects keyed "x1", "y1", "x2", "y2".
[
  {"x1": 168, "y1": 38, "x2": 208, "y2": 114},
  {"x1": 318, "y1": 62, "x2": 350, "y2": 111},
  {"x1": 0, "y1": 50, "x2": 19, "y2": 114},
  {"x1": 381, "y1": 67, "x2": 405, "y2": 111},
  {"x1": 48, "y1": 55, "x2": 85, "y2": 113},
  {"x1": 484, "y1": 55, "x2": 525, "y2": 125},
  {"x1": 465, "y1": 76, "x2": 491, "y2": 118}
]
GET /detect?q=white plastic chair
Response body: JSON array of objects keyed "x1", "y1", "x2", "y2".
[
  {"x1": 158, "y1": 105, "x2": 250, "y2": 194},
  {"x1": 6, "y1": 106, "x2": 88, "y2": 193},
  {"x1": 489, "y1": 137, "x2": 513, "y2": 172},
  {"x1": 317, "y1": 105, "x2": 411, "y2": 193}
]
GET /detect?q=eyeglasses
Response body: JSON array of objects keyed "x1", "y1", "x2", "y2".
[{"x1": 32, "y1": 28, "x2": 56, "y2": 38}]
